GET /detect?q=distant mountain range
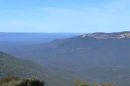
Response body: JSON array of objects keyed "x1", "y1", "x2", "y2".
[
  {"x1": 0, "y1": 31, "x2": 130, "y2": 86},
  {"x1": 0, "y1": 33, "x2": 81, "y2": 52},
  {"x1": 0, "y1": 33, "x2": 81, "y2": 43}
]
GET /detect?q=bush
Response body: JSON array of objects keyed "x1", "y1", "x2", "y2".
[
  {"x1": 0, "y1": 77, "x2": 45, "y2": 86},
  {"x1": 17, "y1": 78, "x2": 45, "y2": 86}
]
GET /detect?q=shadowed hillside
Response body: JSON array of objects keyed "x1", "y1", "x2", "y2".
[{"x1": 0, "y1": 51, "x2": 82, "y2": 86}]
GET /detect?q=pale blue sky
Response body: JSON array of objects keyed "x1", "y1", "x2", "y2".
[{"x1": 0, "y1": 0, "x2": 130, "y2": 33}]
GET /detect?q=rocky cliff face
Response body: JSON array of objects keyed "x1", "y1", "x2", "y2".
[{"x1": 80, "y1": 31, "x2": 130, "y2": 39}]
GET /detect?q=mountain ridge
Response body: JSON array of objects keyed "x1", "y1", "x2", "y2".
[
  {"x1": 1, "y1": 31, "x2": 130, "y2": 86},
  {"x1": 80, "y1": 31, "x2": 130, "y2": 39}
]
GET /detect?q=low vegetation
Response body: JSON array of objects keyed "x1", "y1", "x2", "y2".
[
  {"x1": 75, "y1": 80, "x2": 116, "y2": 86},
  {"x1": 0, "y1": 77, "x2": 116, "y2": 86},
  {"x1": 0, "y1": 77, "x2": 45, "y2": 86}
]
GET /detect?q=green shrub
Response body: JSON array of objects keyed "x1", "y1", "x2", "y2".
[
  {"x1": 0, "y1": 77, "x2": 45, "y2": 86},
  {"x1": 16, "y1": 78, "x2": 45, "y2": 86}
]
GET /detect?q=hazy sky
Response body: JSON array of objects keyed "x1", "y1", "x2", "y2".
[{"x1": 0, "y1": 0, "x2": 130, "y2": 33}]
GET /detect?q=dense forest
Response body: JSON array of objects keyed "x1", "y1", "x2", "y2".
[{"x1": 0, "y1": 51, "x2": 116, "y2": 86}]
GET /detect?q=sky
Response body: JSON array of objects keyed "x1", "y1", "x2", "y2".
[{"x1": 0, "y1": 0, "x2": 130, "y2": 33}]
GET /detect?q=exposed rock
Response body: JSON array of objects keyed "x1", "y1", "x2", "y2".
[{"x1": 80, "y1": 31, "x2": 130, "y2": 39}]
